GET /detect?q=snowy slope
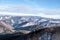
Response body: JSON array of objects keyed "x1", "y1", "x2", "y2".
[{"x1": 0, "y1": 15, "x2": 60, "y2": 33}]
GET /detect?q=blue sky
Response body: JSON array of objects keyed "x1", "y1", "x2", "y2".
[
  {"x1": 0, "y1": 0, "x2": 60, "y2": 19},
  {"x1": 0, "y1": 0, "x2": 60, "y2": 8}
]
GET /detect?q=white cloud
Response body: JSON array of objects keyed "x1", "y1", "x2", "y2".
[
  {"x1": 0, "y1": 12, "x2": 60, "y2": 19},
  {"x1": 0, "y1": 5, "x2": 60, "y2": 19},
  {"x1": 0, "y1": 5, "x2": 34, "y2": 13}
]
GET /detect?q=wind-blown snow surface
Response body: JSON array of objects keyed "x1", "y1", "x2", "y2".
[{"x1": 0, "y1": 15, "x2": 60, "y2": 32}]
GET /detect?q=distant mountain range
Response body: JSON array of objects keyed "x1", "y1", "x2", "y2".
[
  {"x1": 0, "y1": 15, "x2": 60, "y2": 27},
  {"x1": 0, "y1": 15, "x2": 60, "y2": 34}
]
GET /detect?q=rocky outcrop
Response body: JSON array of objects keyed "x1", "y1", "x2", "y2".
[{"x1": 0, "y1": 21, "x2": 15, "y2": 34}]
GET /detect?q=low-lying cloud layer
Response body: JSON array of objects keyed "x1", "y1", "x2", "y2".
[{"x1": 0, "y1": 5, "x2": 60, "y2": 19}]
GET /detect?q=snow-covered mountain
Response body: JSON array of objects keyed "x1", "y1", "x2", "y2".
[
  {"x1": 0, "y1": 15, "x2": 60, "y2": 33},
  {"x1": 0, "y1": 15, "x2": 60, "y2": 27}
]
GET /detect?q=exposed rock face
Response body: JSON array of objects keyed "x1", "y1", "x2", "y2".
[{"x1": 0, "y1": 21, "x2": 15, "y2": 34}]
